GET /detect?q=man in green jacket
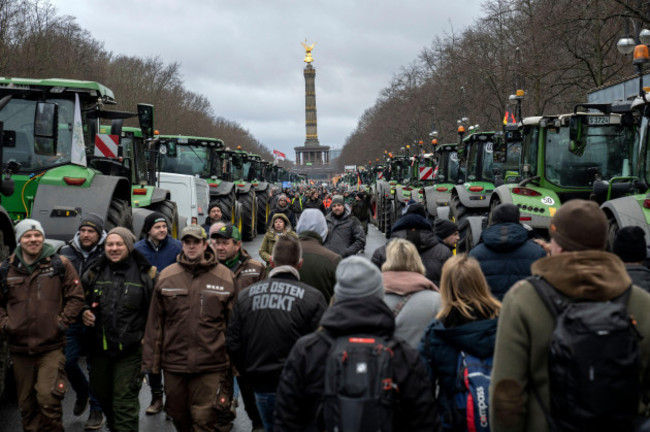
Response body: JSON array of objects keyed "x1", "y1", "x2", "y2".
[
  {"x1": 490, "y1": 200, "x2": 650, "y2": 432},
  {"x1": 0, "y1": 219, "x2": 85, "y2": 432}
]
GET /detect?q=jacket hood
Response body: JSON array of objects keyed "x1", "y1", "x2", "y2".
[
  {"x1": 13, "y1": 242, "x2": 56, "y2": 273},
  {"x1": 320, "y1": 296, "x2": 395, "y2": 338},
  {"x1": 390, "y1": 213, "x2": 432, "y2": 235},
  {"x1": 481, "y1": 222, "x2": 528, "y2": 252},
  {"x1": 298, "y1": 230, "x2": 324, "y2": 244},
  {"x1": 532, "y1": 250, "x2": 632, "y2": 301},
  {"x1": 431, "y1": 318, "x2": 497, "y2": 358},
  {"x1": 296, "y1": 208, "x2": 328, "y2": 240},
  {"x1": 269, "y1": 212, "x2": 292, "y2": 230},
  {"x1": 178, "y1": 243, "x2": 219, "y2": 273},
  {"x1": 390, "y1": 227, "x2": 439, "y2": 251},
  {"x1": 71, "y1": 230, "x2": 107, "y2": 255}
]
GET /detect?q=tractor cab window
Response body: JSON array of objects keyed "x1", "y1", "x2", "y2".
[{"x1": 160, "y1": 144, "x2": 210, "y2": 177}]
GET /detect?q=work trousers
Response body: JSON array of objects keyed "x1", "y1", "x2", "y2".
[
  {"x1": 164, "y1": 369, "x2": 235, "y2": 432},
  {"x1": 12, "y1": 348, "x2": 66, "y2": 432},
  {"x1": 64, "y1": 322, "x2": 102, "y2": 412},
  {"x1": 89, "y1": 346, "x2": 143, "y2": 432}
]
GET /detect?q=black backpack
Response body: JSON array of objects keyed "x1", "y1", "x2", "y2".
[
  {"x1": 529, "y1": 276, "x2": 641, "y2": 432},
  {"x1": 320, "y1": 332, "x2": 398, "y2": 432}
]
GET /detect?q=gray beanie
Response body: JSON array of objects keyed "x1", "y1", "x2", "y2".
[
  {"x1": 107, "y1": 227, "x2": 136, "y2": 253},
  {"x1": 334, "y1": 256, "x2": 384, "y2": 302},
  {"x1": 15, "y1": 218, "x2": 45, "y2": 241}
]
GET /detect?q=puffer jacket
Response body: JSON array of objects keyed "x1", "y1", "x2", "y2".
[
  {"x1": 82, "y1": 249, "x2": 156, "y2": 357},
  {"x1": 323, "y1": 209, "x2": 366, "y2": 257},
  {"x1": 59, "y1": 230, "x2": 107, "y2": 276},
  {"x1": 258, "y1": 213, "x2": 299, "y2": 264},
  {"x1": 0, "y1": 244, "x2": 85, "y2": 354},
  {"x1": 469, "y1": 222, "x2": 546, "y2": 300},
  {"x1": 142, "y1": 247, "x2": 237, "y2": 374},
  {"x1": 372, "y1": 213, "x2": 452, "y2": 285},
  {"x1": 274, "y1": 297, "x2": 438, "y2": 431}
]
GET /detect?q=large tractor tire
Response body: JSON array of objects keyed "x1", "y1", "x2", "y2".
[
  {"x1": 606, "y1": 217, "x2": 620, "y2": 252},
  {"x1": 234, "y1": 201, "x2": 244, "y2": 234},
  {"x1": 383, "y1": 199, "x2": 395, "y2": 238},
  {"x1": 239, "y1": 190, "x2": 257, "y2": 241},
  {"x1": 150, "y1": 200, "x2": 181, "y2": 239},
  {"x1": 256, "y1": 191, "x2": 270, "y2": 234},
  {"x1": 449, "y1": 194, "x2": 469, "y2": 253},
  {"x1": 106, "y1": 198, "x2": 133, "y2": 232},
  {"x1": 217, "y1": 191, "x2": 237, "y2": 225}
]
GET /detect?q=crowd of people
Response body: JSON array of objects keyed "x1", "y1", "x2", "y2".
[{"x1": 2, "y1": 189, "x2": 650, "y2": 432}]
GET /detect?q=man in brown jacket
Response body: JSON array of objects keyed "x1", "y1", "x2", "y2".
[
  {"x1": 142, "y1": 224, "x2": 238, "y2": 432},
  {"x1": 0, "y1": 219, "x2": 85, "y2": 432}
]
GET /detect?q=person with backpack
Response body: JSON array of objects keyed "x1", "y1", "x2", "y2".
[
  {"x1": 382, "y1": 238, "x2": 441, "y2": 348},
  {"x1": 1, "y1": 219, "x2": 85, "y2": 432},
  {"x1": 419, "y1": 254, "x2": 500, "y2": 432},
  {"x1": 613, "y1": 225, "x2": 650, "y2": 292},
  {"x1": 490, "y1": 200, "x2": 650, "y2": 432},
  {"x1": 274, "y1": 255, "x2": 438, "y2": 431}
]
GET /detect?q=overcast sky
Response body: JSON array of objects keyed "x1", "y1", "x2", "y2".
[{"x1": 52, "y1": 0, "x2": 483, "y2": 161}]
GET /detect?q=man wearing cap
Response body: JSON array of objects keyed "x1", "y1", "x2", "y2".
[
  {"x1": 434, "y1": 218, "x2": 460, "y2": 251},
  {"x1": 469, "y1": 203, "x2": 546, "y2": 300},
  {"x1": 372, "y1": 203, "x2": 452, "y2": 286},
  {"x1": 59, "y1": 213, "x2": 107, "y2": 429},
  {"x1": 323, "y1": 195, "x2": 366, "y2": 258},
  {"x1": 613, "y1": 226, "x2": 650, "y2": 292},
  {"x1": 274, "y1": 256, "x2": 437, "y2": 430},
  {"x1": 271, "y1": 194, "x2": 296, "y2": 228},
  {"x1": 227, "y1": 236, "x2": 327, "y2": 432},
  {"x1": 295, "y1": 208, "x2": 341, "y2": 302},
  {"x1": 142, "y1": 225, "x2": 238, "y2": 432},
  {"x1": 134, "y1": 211, "x2": 180, "y2": 414},
  {"x1": 81, "y1": 227, "x2": 157, "y2": 432},
  {"x1": 0, "y1": 219, "x2": 85, "y2": 431},
  {"x1": 490, "y1": 200, "x2": 650, "y2": 431}
]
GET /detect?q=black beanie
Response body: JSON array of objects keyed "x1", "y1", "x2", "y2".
[
  {"x1": 208, "y1": 201, "x2": 222, "y2": 214},
  {"x1": 613, "y1": 226, "x2": 647, "y2": 263},
  {"x1": 434, "y1": 219, "x2": 459, "y2": 239},
  {"x1": 406, "y1": 203, "x2": 427, "y2": 218},
  {"x1": 79, "y1": 212, "x2": 104, "y2": 235},
  {"x1": 490, "y1": 203, "x2": 520, "y2": 226},
  {"x1": 143, "y1": 212, "x2": 168, "y2": 234}
]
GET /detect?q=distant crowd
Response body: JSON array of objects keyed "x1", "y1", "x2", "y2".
[{"x1": 2, "y1": 188, "x2": 650, "y2": 432}]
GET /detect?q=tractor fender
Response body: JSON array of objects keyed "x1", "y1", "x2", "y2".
[
  {"x1": 236, "y1": 183, "x2": 253, "y2": 195},
  {"x1": 601, "y1": 196, "x2": 650, "y2": 239},
  {"x1": 149, "y1": 187, "x2": 171, "y2": 205},
  {"x1": 435, "y1": 206, "x2": 450, "y2": 221},
  {"x1": 31, "y1": 175, "x2": 131, "y2": 241},
  {"x1": 210, "y1": 181, "x2": 234, "y2": 199},
  {"x1": 254, "y1": 182, "x2": 269, "y2": 193},
  {"x1": 452, "y1": 185, "x2": 490, "y2": 209},
  {"x1": 466, "y1": 215, "x2": 486, "y2": 248},
  {"x1": 395, "y1": 186, "x2": 411, "y2": 205},
  {"x1": 490, "y1": 186, "x2": 516, "y2": 206}
]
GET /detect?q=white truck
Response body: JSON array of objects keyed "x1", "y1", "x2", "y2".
[{"x1": 156, "y1": 172, "x2": 210, "y2": 228}]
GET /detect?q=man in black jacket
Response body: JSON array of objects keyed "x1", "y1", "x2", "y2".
[
  {"x1": 323, "y1": 195, "x2": 366, "y2": 257},
  {"x1": 274, "y1": 256, "x2": 438, "y2": 431},
  {"x1": 227, "y1": 236, "x2": 327, "y2": 432}
]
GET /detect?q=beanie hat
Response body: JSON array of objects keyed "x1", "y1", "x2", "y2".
[
  {"x1": 208, "y1": 201, "x2": 222, "y2": 215},
  {"x1": 295, "y1": 208, "x2": 328, "y2": 241},
  {"x1": 107, "y1": 227, "x2": 136, "y2": 253},
  {"x1": 549, "y1": 199, "x2": 607, "y2": 251},
  {"x1": 405, "y1": 203, "x2": 427, "y2": 218},
  {"x1": 613, "y1": 226, "x2": 647, "y2": 263},
  {"x1": 15, "y1": 218, "x2": 45, "y2": 241},
  {"x1": 490, "y1": 203, "x2": 520, "y2": 226},
  {"x1": 334, "y1": 256, "x2": 384, "y2": 302},
  {"x1": 79, "y1": 212, "x2": 104, "y2": 235},
  {"x1": 434, "y1": 219, "x2": 459, "y2": 239},
  {"x1": 143, "y1": 212, "x2": 168, "y2": 234},
  {"x1": 331, "y1": 195, "x2": 345, "y2": 206}
]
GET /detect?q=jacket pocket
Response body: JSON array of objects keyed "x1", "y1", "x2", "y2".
[
  {"x1": 50, "y1": 365, "x2": 67, "y2": 400},
  {"x1": 160, "y1": 288, "x2": 189, "y2": 320},
  {"x1": 200, "y1": 290, "x2": 227, "y2": 322},
  {"x1": 123, "y1": 283, "x2": 145, "y2": 310}
]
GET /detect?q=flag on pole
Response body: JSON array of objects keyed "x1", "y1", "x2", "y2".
[
  {"x1": 70, "y1": 93, "x2": 87, "y2": 166},
  {"x1": 273, "y1": 149, "x2": 286, "y2": 161}
]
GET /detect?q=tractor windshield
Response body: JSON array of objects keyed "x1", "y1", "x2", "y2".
[
  {"x1": 160, "y1": 144, "x2": 210, "y2": 177},
  {"x1": 437, "y1": 150, "x2": 460, "y2": 183},
  {"x1": 545, "y1": 123, "x2": 634, "y2": 188},
  {"x1": 1, "y1": 98, "x2": 75, "y2": 172},
  {"x1": 120, "y1": 135, "x2": 148, "y2": 184}
]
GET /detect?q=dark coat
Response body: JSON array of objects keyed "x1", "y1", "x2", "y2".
[
  {"x1": 468, "y1": 222, "x2": 546, "y2": 301},
  {"x1": 303, "y1": 197, "x2": 326, "y2": 215},
  {"x1": 274, "y1": 297, "x2": 438, "y2": 431},
  {"x1": 134, "y1": 235, "x2": 182, "y2": 273},
  {"x1": 298, "y1": 231, "x2": 341, "y2": 303},
  {"x1": 626, "y1": 264, "x2": 650, "y2": 293},
  {"x1": 323, "y1": 210, "x2": 366, "y2": 257},
  {"x1": 59, "y1": 230, "x2": 107, "y2": 277},
  {"x1": 271, "y1": 204, "x2": 297, "y2": 228},
  {"x1": 372, "y1": 213, "x2": 452, "y2": 286}
]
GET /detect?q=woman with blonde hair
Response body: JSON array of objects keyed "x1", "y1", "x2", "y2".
[
  {"x1": 382, "y1": 238, "x2": 441, "y2": 348},
  {"x1": 418, "y1": 254, "x2": 500, "y2": 431}
]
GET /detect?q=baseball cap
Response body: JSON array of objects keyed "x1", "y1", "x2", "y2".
[
  {"x1": 210, "y1": 223, "x2": 242, "y2": 242},
  {"x1": 181, "y1": 224, "x2": 206, "y2": 241}
]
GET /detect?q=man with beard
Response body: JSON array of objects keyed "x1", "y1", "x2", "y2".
[{"x1": 323, "y1": 195, "x2": 366, "y2": 258}]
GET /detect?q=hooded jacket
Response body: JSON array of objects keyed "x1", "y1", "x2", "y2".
[
  {"x1": 142, "y1": 246, "x2": 237, "y2": 374},
  {"x1": 271, "y1": 203, "x2": 296, "y2": 228},
  {"x1": 298, "y1": 231, "x2": 341, "y2": 303},
  {"x1": 469, "y1": 222, "x2": 546, "y2": 300},
  {"x1": 0, "y1": 244, "x2": 85, "y2": 354},
  {"x1": 81, "y1": 249, "x2": 156, "y2": 357},
  {"x1": 372, "y1": 213, "x2": 452, "y2": 285},
  {"x1": 625, "y1": 263, "x2": 650, "y2": 293},
  {"x1": 259, "y1": 213, "x2": 299, "y2": 264},
  {"x1": 226, "y1": 269, "x2": 327, "y2": 392},
  {"x1": 274, "y1": 297, "x2": 438, "y2": 431},
  {"x1": 60, "y1": 230, "x2": 107, "y2": 276},
  {"x1": 323, "y1": 208, "x2": 366, "y2": 258},
  {"x1": 490, "y1": 251, "x2": 650, "y2": 432},
  {"x1": 134, "y1": 234, "x2": 182, "y2": 272}
]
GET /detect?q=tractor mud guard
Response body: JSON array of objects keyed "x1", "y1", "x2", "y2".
[
  {"x1": 466, "y1": 215, "x2": 486, "y2": 247},
  {"x1": 236, "y1": 183, "x2": 253, "y2": 195},
  {"x1": 210, "y1": 181, "x2": 234, "y2": 199},
  {"x1": 435, "y1": 206, "x2": 450, "y2": 220},
  {"x1": 454, "y1": 185, "x2": 490, "y2": 209},
  {"x1": 31, "y1": 175, "x2": 130, "y2": 241},
  {"x1": 148, "y1": 186, "x2": 171, "y2": 205},
  {"x1": 601, "y1": 196, "x2": 650, "y2": 239},
  {"x1": 254, "y1": 182, "x2": 269, "y2": 193}
]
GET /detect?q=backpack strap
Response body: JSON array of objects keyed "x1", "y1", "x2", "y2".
[
  {"x1": 527, "y1": 276, "x2": 567, "y2": 320},
  {"x1": 50, "y1": 254, "x2": 66, "y2": 283},
  {"x1": 391, "y1": 293, "x2": 414, "y2": 317}
]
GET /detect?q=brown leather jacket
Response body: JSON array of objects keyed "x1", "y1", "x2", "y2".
[
  {"x1": 0, "y1": 246, "x2": 85, "y2": 354},
  {"x1": 142, "y1": 246, "x2": 237, "y2": 374}
]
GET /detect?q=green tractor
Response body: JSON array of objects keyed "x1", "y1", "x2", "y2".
[
  {"x1": 246, "y1": 153, "x2": 271, "y2": 234},
  {"x1": 225, "y1": 149, "x2": 257, "y2": 241},
  {"x1": 449, "y1": 129, "x2": 522, "y2": 252},
  {"x1": 0, "y1": 77, "x2": 157, "y2": 241},
  {"x1": 423, "y1": 142, "x2": 460, "y2": 220}
]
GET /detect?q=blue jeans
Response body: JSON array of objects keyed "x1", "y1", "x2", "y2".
[
  {"x1": 254, "y1": 392, "x2": 276, "y2": 432},
  {"x1": 65, "y1": 322, "x2": 102, "y2": 412}
]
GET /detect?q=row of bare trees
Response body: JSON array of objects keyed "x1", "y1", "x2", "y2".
[
  {"x1": 0, "y1": 0, "x2": 273, "y2": 160},
  {"x1": 337, "y1": 0, "x2": 643, "y2": 170}
]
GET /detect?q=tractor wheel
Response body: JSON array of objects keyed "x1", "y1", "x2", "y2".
[
  {"x1": 606, "y1": 217, "x2": 620, "y2": 252},
  {"x1": 384, "y1": 199, "x2": 394, "y2": 238},
  {"x1": 150, "y1": 200, "x2": 180, "y2": 239},
  {"x1": 487, "y1": 197, "x2": 502, "y2": 226},
  {"x1": 239, "y1": 191, "x2": 256, "y2": 241},
  {"x1": 256, "y1": 190, "x2": 269, "y2": 234},
  {"x1": 450, "y1": 194, "x2": 469, "y2": 253},
  {"x1": 376, "y1": 194, "x2": 385, "y2": 232},
  {"x1": 235, "y1": 201, "x2": 244, "y2": 234},
  {"x1": 106, "y1": 198, "x2": 133, "y2": 232}
]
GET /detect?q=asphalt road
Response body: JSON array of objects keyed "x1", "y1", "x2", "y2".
[{"x1": 0, "y1": 222, "x2": 388, "y2": 432}]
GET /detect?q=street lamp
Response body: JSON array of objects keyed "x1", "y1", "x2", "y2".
[{"x1": 617, "y1": 17, "x2": 650, "y2": 96}]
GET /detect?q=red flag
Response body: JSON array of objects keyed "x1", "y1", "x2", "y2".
[{"x1": 273, "y1": 149, "x2": 286, "y2": 160}]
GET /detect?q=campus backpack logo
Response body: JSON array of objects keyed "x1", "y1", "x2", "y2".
[{"x1": 454, "y1": 351, "x2": 492, "y2": 432}]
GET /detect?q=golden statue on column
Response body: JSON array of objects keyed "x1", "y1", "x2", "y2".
[{"x1": 301, "y1": 40, "x2": 315, "y2": 63}]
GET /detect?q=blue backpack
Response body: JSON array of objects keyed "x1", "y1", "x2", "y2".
[{"x1": 448, "y1": 350, "x2": 492, "y2": 432}]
